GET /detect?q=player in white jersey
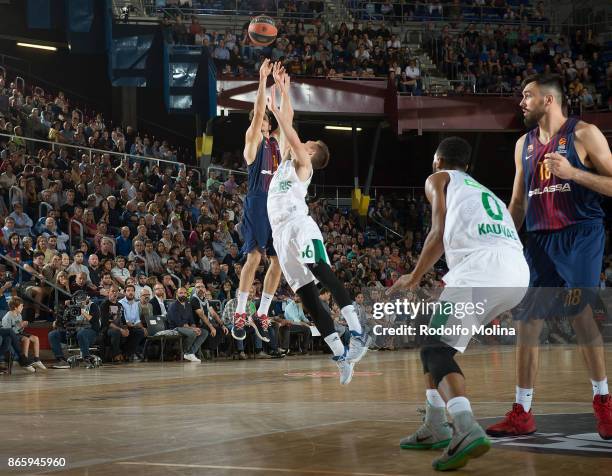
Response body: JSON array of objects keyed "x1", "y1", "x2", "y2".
[
  {"x1": 388, "y1": 137, "x2": 529, "y2": 471},
  {"x1": 266, "y1": 66, "x2": 372, "y2": 385}
]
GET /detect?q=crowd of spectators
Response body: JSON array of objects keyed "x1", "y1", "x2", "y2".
[
  {"x1": 427, "y1": 20, "x2": 612, "y2": 111},
  {"x1": 163, "y1": 0, "x2": 612, "y2": 108}
]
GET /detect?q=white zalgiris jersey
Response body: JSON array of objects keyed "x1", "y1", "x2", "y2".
[
  {"x1": 442, "y1": 170, "x2": 523, "y2": 269},
  {"x1": 267, "y1": 159, "x2": 312, "y2": 229}
]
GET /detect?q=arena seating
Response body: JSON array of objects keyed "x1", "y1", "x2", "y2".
[{"x1": 154, "y1": 0, "x2": 611, "y2": 109}]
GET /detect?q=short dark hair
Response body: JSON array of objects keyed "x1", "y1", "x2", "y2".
[
  {"x1": 34, "y1": 251, "x2": 45, "y2": 259},
  {"x1": 521, "y1": 73, "x2": 565, "y2": 106},
  {"x1": 436, "y1": 136, "x2": 472, "y2": 169},
  {"x1": 311, "y1": 140, "x2": 330, "y2": 169},
  {"x1": 125, "y1": 284, "x2": 135, "y2": 292}
]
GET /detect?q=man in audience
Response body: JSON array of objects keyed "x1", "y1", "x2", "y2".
[
  {"x1": 111, "y1": 256, "x2": 130, "y2": 287},
  {"x1": 41, "y1": 217, "x2": 69, "y2": 252},
  {"x1": 151, "y1": 283, "x2": 168, "y2": 316},
  {"x1": 167, "y1": 287, "x2": 208, "y2": 362},
  {"x1": 190, "y1": 280, "x2": 227, "y2": 359},
  {"x1": 9, "y1": 203, "x2": 33, "y2": 237},
  {"x1": 119, "y1": 284, "x2": 146, "y2": 361},
  {"x1": 115, "y1": 227, "x2": 133, "y2": 257},
  {"x1": 279, "y1": 295, "x2": 312, "y2": 355},
  {"x1": 100, "y1": 286, "x2": 130, "y2": 363},
  {"x1": 88, "y1": 254, "x2": 102, "y2": 287},
  {"x1": 66, "y1": 250, "x2": 91, "y2": 281}
]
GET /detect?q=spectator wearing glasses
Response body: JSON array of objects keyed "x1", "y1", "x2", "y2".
[{"x1": 151, "y1": 283, "x2": 167, "y2": 316}]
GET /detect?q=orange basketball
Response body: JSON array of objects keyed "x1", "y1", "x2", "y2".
[{"x1": 248, "y1": 15, "x2": 277, "y2": 46}]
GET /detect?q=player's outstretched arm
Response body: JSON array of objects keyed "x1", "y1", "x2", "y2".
[
  {"x1": 544, "y1": 123, "x2": 612, "y2": 196},
  {"x1": 272, "y1": 63, "x2": 293, "y2": 160},
  {"x1": 267, "y1": 84, "x2": 308, "y2": 166},
  {"x1": 244, "y1": 58, "x2": 273, "y2": 165},
  {"x1": 387, "y1": 172, "x2": 448, "y2": 294},
  {"x1": 508, "y1": 134, "x2": 527, "y2": 230}
]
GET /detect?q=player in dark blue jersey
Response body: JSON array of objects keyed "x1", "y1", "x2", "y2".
[
  {"x1": 232, "y1": 59, "x2": 283, "y2": 343},
  {"x1": 487, "y1": 74, "x2": 612, "y2": 440}
]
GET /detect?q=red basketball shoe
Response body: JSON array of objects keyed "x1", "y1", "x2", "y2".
[
  {"x1": 593, "y1": 394, "x2": 612, "y2": 440},
  {"x1": 485, "y1": 403, "x2": 537, "y2": 437}
]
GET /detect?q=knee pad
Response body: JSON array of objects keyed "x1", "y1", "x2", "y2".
[{"x1": 421, "y1": 340, "x2": 462, "y2": 387}]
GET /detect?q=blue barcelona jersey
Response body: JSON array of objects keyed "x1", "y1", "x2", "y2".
[
  {"x1": 240, "y1": 135, "x2": 281, "y2": 256},
  {"x1": 247, "y1": 136, "x2": 280, "y2": 196},
  {"x1": 522, "y1": 117, "x2": 605, "y2": 232}
]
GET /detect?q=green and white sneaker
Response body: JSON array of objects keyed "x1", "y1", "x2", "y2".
[
  {"x1": 400, "y1": 403, "x2": 452, "y2": 450},
  {"x1": 432, "y1": 411, "x2": 491, "y2": 471},
  {"x1": 332, "y1": 350, "x2": 354, "y2": 385}
]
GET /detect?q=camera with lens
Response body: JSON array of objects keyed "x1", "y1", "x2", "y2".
[
  {"x1": 0, "y1": 270, "x2": 13, "y2": 285},
  {"x1": 58, "y1": 291, "x2": 91, "y2": 333}
]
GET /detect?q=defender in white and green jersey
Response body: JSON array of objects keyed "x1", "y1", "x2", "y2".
[{"x1": 389, "y1": 137, "x2": 529, "y2": 472}]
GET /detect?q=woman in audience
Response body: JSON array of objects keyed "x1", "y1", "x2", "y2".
[
  {"x1": 187, "y1": 223, "x2": 204, "y2": 249},
  {"x1": 34, "y1": 235, "x2": 48, "y2": 255},
  {"x1": 217, "y1": 280, "x2": 235, "y2": 303}
]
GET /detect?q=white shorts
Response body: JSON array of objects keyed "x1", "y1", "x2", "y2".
[
  {"x1": 433, "y1": 247, "x2": 530, "y2": 352},
  {"x1": 272, "y1": 216, "x2": 330, "y2": 292}
]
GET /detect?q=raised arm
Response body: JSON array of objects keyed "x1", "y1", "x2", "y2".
[
  {"x1": 244, "y1": 59, "x2": 273, "y2": 165},
  {"x1": 272, "y1": 63, "x2": 294, "y2": 161},
  {"x1": 267, "y1": 84, "x2": 309, "y2": 168}
]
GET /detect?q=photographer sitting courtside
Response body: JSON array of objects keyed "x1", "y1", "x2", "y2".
[{"x1": 48, "y1": 292, "x2": 102, "y2": 368}]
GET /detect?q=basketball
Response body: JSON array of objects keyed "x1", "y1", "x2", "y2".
[{"x1": 248, "y1": 15, "x2": 277, "y2": 46}]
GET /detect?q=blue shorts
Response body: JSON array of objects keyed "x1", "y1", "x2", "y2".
[
  {"x1": 515, "y1": 221, "x2": 604, "y2": 320},
  {"x1": 525, "y1": 221, "x2": 604, "y2": 288},
  {"x1": 240, "y1": 194, "x2": 276, "y2": 257}
]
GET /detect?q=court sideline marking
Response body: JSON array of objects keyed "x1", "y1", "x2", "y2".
[{"x1": 117, "y1": 461, "x2": 406, "y2": 476}]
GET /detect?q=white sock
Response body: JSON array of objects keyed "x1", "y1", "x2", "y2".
[
  {"x1": 516, "y1": 386, "x2": 534, "y2": 412},
  {"x1": 426, "y1": 389, "x2": 446, "y2": 408},
  {"x1": 341, "y1": 304, "x2": 362, "y2": 334},
  {"x1": 591, "y1": 378, "x2": 609, "y2": 397},
  {"x1": 324, "y1": 332, "x2": 345, "y2": 357},
  {"x1": 257, "y1": 292, "x2": 274, "y2": 316},
  {"x1": 446, "y1": 396, "x2": 472, "y2": 416},
  {"x1": 236, "y1": 291, "x2": 249, "y2": 314}
]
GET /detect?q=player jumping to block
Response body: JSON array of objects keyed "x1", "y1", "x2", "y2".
[
  {"x1": 388, "y1": 137, "x2": 529, "y2": 471},
  {"x1": 233, "y1": 58, "x2": 283, "y2": 342},
  {"x1": 265, "y1": 68, "x2": 372, "y2": 385}
]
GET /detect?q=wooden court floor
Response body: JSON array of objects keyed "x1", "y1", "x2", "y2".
[{"x1": 1, "y1": 345, "x2": 611, "y2": 475}]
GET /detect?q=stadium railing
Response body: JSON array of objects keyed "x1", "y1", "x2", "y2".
[{"x1": 145, "y1": 3, "x2": 325, "y2": 20}]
